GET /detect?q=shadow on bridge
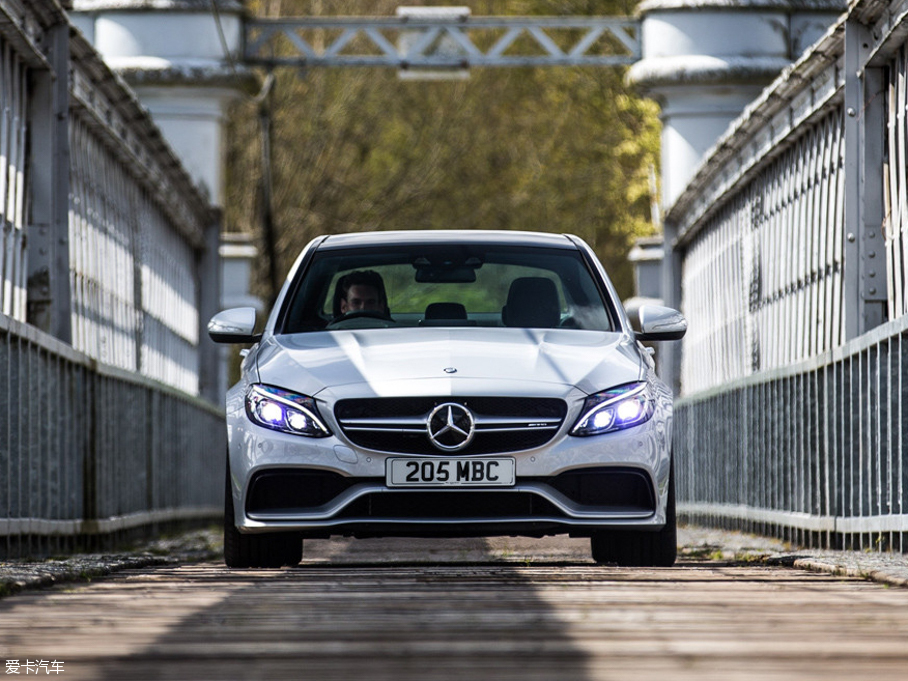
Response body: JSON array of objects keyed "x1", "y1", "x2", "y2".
[{"x1": 93, "y1": 537, "x2": 599, "y2": 681}]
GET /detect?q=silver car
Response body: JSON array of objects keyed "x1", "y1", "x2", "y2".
[{"x1": 209, "y1": 230, "x2": 686, "y2": 567}]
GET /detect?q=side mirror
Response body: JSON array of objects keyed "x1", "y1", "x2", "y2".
[
  {"x1": 208, "y1": 307, "x2": 262, "y2": 344},
  {"x1": 634, "y1": 305, "x2": 687, "y2": 341}
]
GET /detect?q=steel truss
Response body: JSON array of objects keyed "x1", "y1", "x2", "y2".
[{"x1": 244, "y1": 16, "x2": 640, "y2": 68}]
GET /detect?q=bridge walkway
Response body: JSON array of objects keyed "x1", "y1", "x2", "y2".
[{"x1": 1, "y1": 532, "x2": 908, "y2": 680}]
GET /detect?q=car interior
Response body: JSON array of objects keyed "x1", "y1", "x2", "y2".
[{"x1": 279, "y1": 246, "x2": 616, "y2": 333}]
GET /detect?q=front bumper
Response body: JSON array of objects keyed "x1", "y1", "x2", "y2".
[
  {"x1": 238, "y1": 466, "x2": 659, "y2": 537},
  {"x1": 227, "y1": 411, "x2": 673, "y2": 538}
]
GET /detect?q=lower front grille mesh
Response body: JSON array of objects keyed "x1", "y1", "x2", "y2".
[
  {"x1": 337, "y1": 491, "x2": 561, "y2": 520},
  {"x1": 245, "y1": 467, "x2": 655, "y2": 517}
]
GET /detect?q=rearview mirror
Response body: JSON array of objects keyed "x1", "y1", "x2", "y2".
[
  {"x1": 208, "y1": 307, "x2": 262, "y2": 344},
  {"x1": 634, "y1": 305, "x2": 687, "y2": 341},
  {"x1": 413, "y1": 255, "x2": 481, "y2": 283},
  {"x1": 414, "y1": 266, "x2": 477, "y2": 283}
]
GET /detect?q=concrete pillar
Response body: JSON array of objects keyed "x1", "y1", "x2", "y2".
[
  {"x1": 629, "y1": 236, "x2": 666, "y2": 303},
  {"x1": 218, "y1": 233, "x2": 264, "y2": 398},
  {"x1": 220, "y1": 233, "x2": 264, "y2": 313},
  {"x1": 628, "y1": 0, "x2": 846, "y2": 209},
  {"x1": 624, "y1": 235, "x2": 669, "y2": 383}
]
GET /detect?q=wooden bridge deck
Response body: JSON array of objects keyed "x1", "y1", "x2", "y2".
[{"x1": 1, "y1": 536, "x2": 907, "y2": 680}]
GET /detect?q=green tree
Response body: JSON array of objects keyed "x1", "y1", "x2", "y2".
[{"x1": 225, "y1": 0, "x2": 660, "y2": 301}]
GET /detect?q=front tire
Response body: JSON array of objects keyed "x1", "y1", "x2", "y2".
[
  {"x1": 224, "y1": 461, "x2": 303, "y2": 568},
  {"x1": 590, "y1": 464, "x2": 677, "y2": 567}
]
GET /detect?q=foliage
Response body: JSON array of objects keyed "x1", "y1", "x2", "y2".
[{"x1": 224, "y1": 0, "x2": 660, "y2": 301}]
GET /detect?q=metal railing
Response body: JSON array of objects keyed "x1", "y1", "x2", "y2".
[
  {"x1": 675, "y1": 314, "x2": 908, "y2": 551},
  {"x1": 681, "y1": 109, "x2": 847, "y2": 394},
  {"x1": 667, "y1": 0, "x2": 908, "y2": 549},
  {"x1": 0, "y1": 0, "x2": 223, "y2": 558},
  {"x1": 0, "y1": 39, "x2": 27, "y2": 322},
  {"x1": 885, "y1": 42, "x2": 908, "y2": 320},
  {"x1": 0, "y1": 313, "x2": 224, "y2": 558},
  {"x1": 67, "y1": 31, "x2": 210, "y2": 396},
  {"x1": 68, "y1": 115, "x2": 202, "y2": 394}
]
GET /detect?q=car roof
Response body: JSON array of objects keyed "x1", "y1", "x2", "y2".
[{"x1": 316, "y1": 230, "x2": 579, "y2": 250}]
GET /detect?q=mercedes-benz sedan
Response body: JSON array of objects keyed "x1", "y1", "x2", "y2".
[{"x1": 209, "y1": 230, "x2": 686, "y2": 567}]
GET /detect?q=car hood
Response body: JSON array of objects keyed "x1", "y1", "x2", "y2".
[{"x1": 254, "y1": 328, "x2": 645, "y2": 400}]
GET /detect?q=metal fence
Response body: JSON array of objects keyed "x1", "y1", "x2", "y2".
[
  {"x1": 67, "y1": 34, "x2": 209, "y2": 395},
  {"x1": 885, "y1": 41, "x2": 908, "y2": 320},
  {"x1": 0, "y1": 314, "x2": 224, "y2": 558},
  {"x1": 681, "y1": 110, "x2": 847, "y2": 394},
  {"x1": 667, "y1": 0, "x2": 908, "y2": 549},
  {"x1": 0, "y1": 0, "x2": 223, "y2": 558},
  {"x1": 68, "y1": 116, "x2": 202, "y2": 394},
  {"x1": 675, "y1": 315, "x2": 908, "y2": 551}
]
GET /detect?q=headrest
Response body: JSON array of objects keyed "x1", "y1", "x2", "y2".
[
  {"x1": 424, "y1": 302, "x2": 468, "y2": 320},
  {"x1": 502, "y1": 277, "x2": 560, "y2": 328}
]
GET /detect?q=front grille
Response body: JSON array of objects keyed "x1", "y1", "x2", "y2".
[{"x1": 335, "y1": 396, "x2": 567, "y2": 455}]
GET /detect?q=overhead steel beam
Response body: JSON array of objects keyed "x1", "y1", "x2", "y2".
[{"x1": 244, "y1": 16, "x2": 641, "y2": 68}]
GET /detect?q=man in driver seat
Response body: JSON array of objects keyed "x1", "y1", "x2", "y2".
[{"x1": 333, "y1": 270, "x2": 390, "y2": 318}]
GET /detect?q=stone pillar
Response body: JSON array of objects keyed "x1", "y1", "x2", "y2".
[{"x1": 628, "y1": 0, "x2": 845, "y2": 209}]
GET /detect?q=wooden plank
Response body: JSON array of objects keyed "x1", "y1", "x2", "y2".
[{"x1": 1, "y1": 537, "x2": 908, "y2": 680}]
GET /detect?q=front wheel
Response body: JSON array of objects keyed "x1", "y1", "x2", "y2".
[
  {"x1": 590, "y1": 464, "x2": 677, "y2": 567},
  {"x1": 224, "y1": 461, "x2": 303, "y2": 568}
]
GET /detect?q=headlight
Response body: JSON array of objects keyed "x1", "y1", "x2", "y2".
[
  {"x1": 570, "y1": 381, "x2": 654, "y2": 436},
  {"x1": 245, "y1": 384, "x2": 331, "y2": 437}
]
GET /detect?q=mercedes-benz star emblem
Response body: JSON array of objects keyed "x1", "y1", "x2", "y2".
[{"x1": 426, "y1": 403, "x2": 475, "y2": 452}]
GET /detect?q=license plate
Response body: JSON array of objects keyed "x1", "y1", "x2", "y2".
[{"x1": 387, "y1": 457, "x2": 516, "y2": 487}]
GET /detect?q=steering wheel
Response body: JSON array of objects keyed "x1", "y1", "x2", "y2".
[{"x1": 326, "y1": 310, "x2": 395, "y2": 329}]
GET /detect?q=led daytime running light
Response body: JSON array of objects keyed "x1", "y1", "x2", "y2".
[
  {"x1": 246, "y1": 384, "x2": 331, "y2": 437},
  {"x1": 571, "y1": 382, "x2": 654, "y2": 436}
]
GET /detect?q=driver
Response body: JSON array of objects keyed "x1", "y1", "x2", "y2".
[{"x1": 332, "y1": 270, "x2": 391, "y2": 319}]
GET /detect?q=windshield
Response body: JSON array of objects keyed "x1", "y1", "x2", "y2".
[{"x1": 280, "y1": 243, "x2": 616, "y2": 333}]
